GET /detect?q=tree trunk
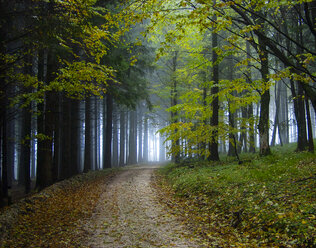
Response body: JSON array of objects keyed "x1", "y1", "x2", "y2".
[
  {"x1": 278, "y1": 78, "x2": 289, "y2": 145},
  {"x1": 171, "y1": 51, "x2": 180, "y2": 163},
  {"x1": 19, "y1": 106, "x2": 31, "y2": 194},
  {"x1": 209, "y1": 13, "x2": 220, "y2": 161},
  {"x1": 104, "y1": 93, "x2": 113, "y2": 168},
  {"x1": 94, "y1": 96, "x2": 99, "y2": 169},
  {"x1": 1, "y1": 103, "x2": 9, "y2": 206},
  {"x1": 119, "y1": 109, "x2": 125, "y2": 166},
  {"x1": 305, "y1": 97, "x2": 314, "y2": 152},
  {"x1": 143, "y1": 115, "x2": 149, "y2": 162},
  {"x1": 258, "y1": 32, "x2": 271, "y2": 156},
  {"x1": 60, "y1": 96, "x2": 71, "y2": 179},
  {"x1": 70, "y1": 99, "x2": 80, "y2": 174},
  {"x1": 36, "y1": 49, "x2": 56, "y2": 190},
  {"x1": 138, "y1": 106, "x2": 143, "y2": 163},
  {"x1": 128, "y1": 110, "x2": 137, "y2": 164},
  {"x1": 113, "y1": 107, "x2": 119, "y2": 167},
  {"x1": 84, "y1": 97, "x2": 92, "y2": 172}
]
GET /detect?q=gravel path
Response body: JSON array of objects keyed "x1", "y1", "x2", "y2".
[{"x1": 83, "y1": 165, "x2": 204, "y2": 248}]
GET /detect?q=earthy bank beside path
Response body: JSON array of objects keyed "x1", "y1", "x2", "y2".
[
  {"x1": 0, "y1": 164, "x2": 205, "y2": 247},
  {"x1": 83, "y1": 164, "x2": 205, "y2": 247}
]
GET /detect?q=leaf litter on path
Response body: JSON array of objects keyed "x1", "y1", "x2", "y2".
[{"x1": 0, "y1": 165, "x2": 206, "y2": 247}]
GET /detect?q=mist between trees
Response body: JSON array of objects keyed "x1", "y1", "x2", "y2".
[{"x1": 1, "y1": 0, "x2": 316, "y2": 206}]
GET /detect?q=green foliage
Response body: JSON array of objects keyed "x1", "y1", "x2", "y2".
[{"x1": 159, "y1": 144, "x2": 316, "y2": 247}]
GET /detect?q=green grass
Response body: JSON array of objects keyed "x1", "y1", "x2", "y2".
[{"x1": 159, "y1": 143, "x2": 316, "y2": 247}]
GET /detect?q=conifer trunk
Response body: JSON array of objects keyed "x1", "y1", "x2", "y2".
[
  {"x1": 104, "y1": 93, "x2": 113, "y2": 168},
  {"x1": 119, "y1": 109, "x2": 125, "y2": 166}
]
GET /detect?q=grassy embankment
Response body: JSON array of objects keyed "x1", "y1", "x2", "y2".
[{"x1": 159, "y1": 143, "x2": 316, "y2": 247}]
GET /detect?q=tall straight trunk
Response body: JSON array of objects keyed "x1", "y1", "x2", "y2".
[
  {"x1": 171, "y1": 51, "x2": 180, "y2": 163},
  {"x1": 295, "y1": 19, "x2": 308, "y2": 151},
  {"x1": 36, "y1": 49, "x2": 56, "y2": 190},
  {"x1": 258, "y1": 33, "x2": 271, "y2": 156},
  {"x1": 201, "y1": 71, "x2": 207, "y2": 159},
  {"x1": 104, "y1": 93, "x2": 113, "y2": 168},
  {"x1": 228, "y1": 102, "x2": 237, "y2": 157},
  {"x1": 1, "y1": 103, "x2": 9, "y2": 206},
  {"x1": 209, "y1": 13, "x2": 220, "y2": 161},
  {"x1": 128, "y1": 110, "x2": 137, "y2": 164},
  {"x1": 159, "y1": 128, "x2": 166, "y2": 162},
  {"x1": 246, "y1": 41, "x2": 256, "y2": 153},
  {"x1": 305, "y1": 98, "x2": 314, "y2": 152},
  {"x1": 138, "y1": 106, "x2": 143, "y2": 163},
  {"x1": 19, "y1": 106, "x2": 31, "y2": 193},
  {"x1": 7, "y1": 106, "x2": 15, "y2": 188},
  {"x1": 271, "y1": 82, "x2": 281, "y2": 147},
  {"x1": 119, "y1": 109, "x2": 125, "y2": 166},
  {"x1": 60, "y1": 96, "x2": 71, "y2": 179},
  {"x1": 19, "y1": 53, "x2": 33, "y2": 191},
  {"x1": 227, "y1": 57, "x2": 236, "y2": 157},
  {"x1": 84, "y1": 97, "x2": 92, "y2": 172},
  {"x1": 113, "y1": 108, "x2": 119, "y2": 167},
  {"x1": 70, "y1": 99, "x2": 80, "y2": 174},
  {"x1": 143, "y1": 115, "x2": 149, "y2": 162},
  {"x1": 125, "y1": 112, "x2": 129, "y2": 163},
  {"x1": 278, "y1": 76, "x2": 289, "y2": 145},
  {"x1": 94, "y1": 96, "x2": 99, "y2": 169},
  {"x1": 52, "y1": 93, "x2": 61, "y2": 181}
]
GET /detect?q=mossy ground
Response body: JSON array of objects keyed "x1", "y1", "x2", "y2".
[{"x1": 158, "y1": 143, "x2": 316, "y2": 247}]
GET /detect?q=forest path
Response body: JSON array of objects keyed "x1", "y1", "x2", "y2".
[{"x1": 83, "y1": 164, "x2": 204, "y2": 248}]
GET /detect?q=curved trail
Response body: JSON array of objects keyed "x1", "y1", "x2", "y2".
[{"x1": 83, "y1": 165, "x2": 203, "y2": 248}]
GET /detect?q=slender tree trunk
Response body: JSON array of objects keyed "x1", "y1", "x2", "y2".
[
  {"x1": 36, "y1": 49, "x2": 56, "y2": 190},
  {"x1": 1, "y1": 104, "x2": 9, "y2": 206},
  {"x1": 271, "y1": 82, "x2": 281, "y2": 147},
  {"x1": 113, "y1": 108, "x2": 118, "y2": 167},
  {"x1": 209, "y1": 14, "x2": 220, "y2": 161},
  {"x1": 143, "y1": 115, "x2": 149, "y2": 162},
  {"x1": 95, "y1": 96, "x2": 99, "y2": 169},
  {"x1": 159, "y1": 127, "x2": 166, "y2": 162},
  {"x1": 305, "y1": 97, "x2": 314, "y2": 152},
  {"x1": 60, "y1": 96, "x2": 71, "y2": 179},
  {"x1": 119, "y1": 109, "x2": 125, "y2": 166},
  {"x1": 19, "y1": 106, "x2": 31, "y2": 193},
  {"x1": 138, "y1": 106, "x2": 143, "y2": 163},
  {"x1": 84, "y1": 97, "x2": 92, "y2": 172},
  {"x1": 104, "y1": 93, "x2": 113, "y2": 168},
  {"x1": 171, "y1": 51, "x2": 180, "y2": 163},
  {"x1": 128, "y1": 110, "x2": 137, "y2": 164},
  {"x1": 258, "y1": 33, "x2": 271, "y2": 156},
  {"x1": 70, "y1": 99, "x2": 80, "y2": 174}
]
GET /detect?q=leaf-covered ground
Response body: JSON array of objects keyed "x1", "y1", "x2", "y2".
[
  {"x1": 158, "y1": 145, "x2": 316, "y2": 247},
  {"x1": 0, "y1": 165, "x2": 206, "y2": 248},
  {"x1": 0, "y1": 170, "x2": 117, "y2": 247}
]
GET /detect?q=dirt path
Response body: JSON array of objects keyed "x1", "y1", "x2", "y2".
[{"x1": 83, "y1": 165, "x2": 204, "y2": 248}]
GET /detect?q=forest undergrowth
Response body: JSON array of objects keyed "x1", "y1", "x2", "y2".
[
  {"x1": 0, "y1": 169, "x2": 117, "y2": 247},
  {"x1": 157, "y1": 143, "x2": 316, "y2": 247}
]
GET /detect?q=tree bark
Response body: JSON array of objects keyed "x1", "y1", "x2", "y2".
[
  {"x1": 171, "y1": 51, "x2": 180, "y2": 163},
  {"x1": 128, "y1": 110, "x2": 137, "y2": 165},
  {"x1": 84, "y1": 97, "x2": 92, "y2": 172},
  {"x1": 208, "y1": 13, "x2": 220, "y2": 161},
  {"x1": 36, "y1": 49, "x2": 56, "y2": 190},
  {"x1": 113, "y1": 107, "x2": 119, "y2": 167},
  {"x1": 119, "y1": 109, "x2": 125, "y2": 166},
  {"x1": 143, "y1": 114, "x2": 149, "y2": 162},
  {"x1": 138, "y1": 106, "x2": 143, "y2": 163},
  {"x1": 104, "y1": 93, "x2": 113, "y2": 168},
  {"x1": 70, "y1": 99, "x2": 80, "y2": 174},
  {"x1": 258, "y1": 32, "x2": 271, "y2": 156},
  {"x1": 305, "y1": 97, "x2": 314, "y2": 152}
]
